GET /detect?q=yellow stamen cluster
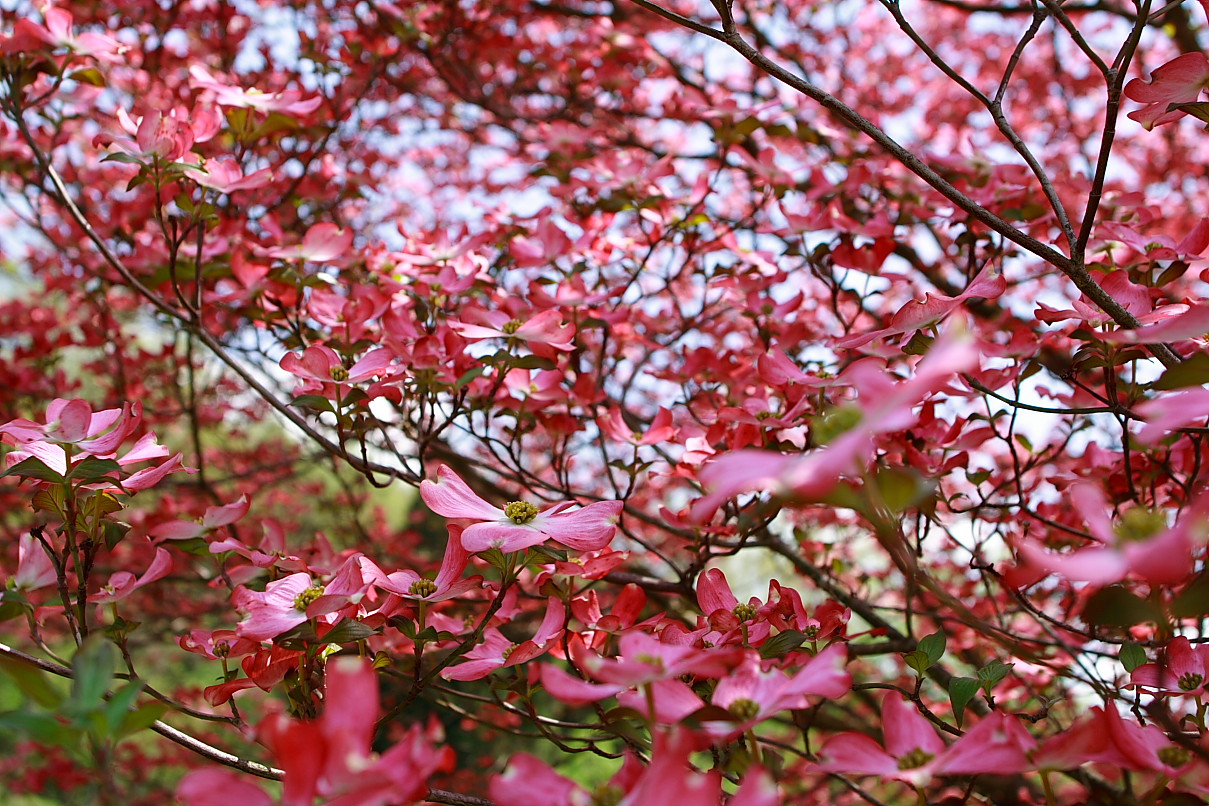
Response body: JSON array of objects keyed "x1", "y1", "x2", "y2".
[
  {"x1": 1159, "y1": 746, "x2": 1193, "y2": 768},
  {"x1": 733, "y1": 603, "x2": 758, "y2": 622},
  {"x1": 1178, "y1": 672, "x2": 1204, "y2": 691},
  {"x1": 504, "y1": 501, "x2": 539, "y2": 524},
  {"x1": 409, "y1": 579, "x2": 438, "y2": 598},
  {"x1": 293, "y1": 585, "x2": 326, "y2": 611},
  {"x1": 590, "y1": 784, "x2": 624, "y2": 806},
  {"x1": 728, "y1": 698, "x2": 761, "y2": 721},
  {"x1": 502, "y1": 319, "x2": 523, "y2": 335},
  {"x1": 501, "y1": 643, "x2": 518, "y2": 660},
  {"x1": 329, "y1": 366, "x2": 350, "y2": 382},
  {"x1": 897, "y1": 747, "x2": 935, "y2": 770}
]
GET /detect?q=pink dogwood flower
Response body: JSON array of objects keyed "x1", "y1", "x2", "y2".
[
  {"x1": 280, "y1": 344, "x2": 393, "y2": 393},
  {"x1": 490, "y1": 728, "x2": 725, "y2": 806},
  {"x1": 449, "y1": 309, "x2": 576, "y2": 358},
  {"x1": 178, "y1": 657, "x2": 454, "y2": 806},
  {"x1": 441, "y1": 597, "x2": 565, "y2": 681},
  {"x1": 1010, "y1": 483, "x2": 1199, "y2": 587},
  {"x1": 1130, "y1": 637, "x2": 1209, "y2": 697},
  {"x1": 255, "y1": 222, "x2": 353, "y2": 263},
  {"x1": 1124, "y1": 53, "x2": 1209, "y2": 130},
  {"x1": 149, "y1": 496, "x2": 250, "y2": 542},
  {"x1": 817, "y1": 693, "x2": 1035, "y2": 784},
  {"x1": 420, "y1": 465, "x2": 622, "y2": 553},
  {"x1": 189, "y1": 65, "x2": 324, "y2": 116}
]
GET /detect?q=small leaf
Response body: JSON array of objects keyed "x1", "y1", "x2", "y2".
[
  {"x1": 454, "y1": 366, "x2": 487, "y2": 390},
  {"x1": 918, "y1": 631, "x2": 947, "y2": 665},
  {"x1": 509, "y1": 355, "x2": 557, "y2": 371},
  {"x1": 1154, "y1": 352, "x2": 1209, "y2": 391},
  {"x1": 1120, "y1": 642, "x2": 1147, "y2": 673},
  {"x1": 117, "y1": 702, "x2": 168, "y2": 739},
  {"x1": 948, "y1": 676, "x2": 979, "y2": 728},
  {"x1": 976, "y1": 660, "x2": 1014, "y2": 693},
  {"x1": 1171, "y1": 573, "x2": 1209, "y2": 618},
  {"x1": 69, "y1": 457, "x2": 123, "y2": 483},
  {"x1": 760, "y1": 630, "x2": 808, "y2": 659},
  {"x1": 0, "y1": 656, "x2": 63, "y2": 708},
  {"x1": 1083, "y1": 585, "x2": 1164, "y2": 628},
  {"x1": 0, "y1": 456, "x2": 66, "y2": 484},
  {"x1": 904, "y1": 649, "x2": 932, "y2": 675},
  {"x1": 322, "y1": 620, "x2": 379, "y2": 645},
  {"x1": 290, "y1": 394, "x2": 335, "y2": 414},
  {"x1": 69, "y1": 637, "x2": 119, "y2": 712},
  {"x1": 527, "y1": 544, "x2": 568, "y2": 563}
]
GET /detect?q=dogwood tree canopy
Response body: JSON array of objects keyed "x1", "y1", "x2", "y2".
[{"x1": 3, "y1": 0, "x2": 1209, "y2": 803}]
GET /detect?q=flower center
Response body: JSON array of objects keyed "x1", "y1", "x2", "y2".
[
  {"x1": 328, "y1": 366, "x2": 350, "y2": 382},
  {"x1": 897, "y1": 747, "x2": 935, "y2": 770},
  {"x1": 1178, "y1": 672, "x2": 1204, "y2": 691},
  {"x1": 733, "y1": 603, "x2": 758, "y2": 622},
  {"x1": 503, "y1": 501, "x2": 539, "y2": 524},
  {"x1": 293, "y1": 585, "x2": 326, "y2": 611},
  {"x1": 1158, "y1": 746, "x2": 1192, "y2": 767},
  {"x1": 590, "y1": 784, "x2": 624, "y2": 806},
  {"x1": 502, "y1": 319, "x2": 523, "y2": 335},
  {"x1": 501, "y1": 643, "x2": 518, "y2": 660},
  {"x1": 409, "y1": 579, "x2": 438, "y2": 597},
  {"x1": 728, "y1": 698, "x2": 761, "y2": 721}
]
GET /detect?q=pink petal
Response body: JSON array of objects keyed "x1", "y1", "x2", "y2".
[{"x1": 419, "y1": 465, "x2": 503, "y2": 521}]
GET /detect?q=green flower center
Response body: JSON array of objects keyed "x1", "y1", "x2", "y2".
[
  {"x1": 409, "y1": 579, "x2": 438, "y2": 597},
  {"x1": 502, "y1": 319, "x2": 523, "y2": 335},
  {"x1": 897, "y1": 747, "x2": 935, "y2": 770},
  {"x1": 590, "y1": 784, "x2": 624, "y2": 806},
  {"x1": 754, "y1": 410, "x2": 775, "y2": 421},
  {"x1": 503, "y1": 501, "x2": 539, "y2": 524},
  {"x1": 501, "y1": 643, "x2": 518, "y2": 660},
  {"x1": 803, "y1": 625, "x2": 820, "y2": 639},
  {"x1": 733, "y1": 603, "x2": 758, "y2": 622},
  {"x1": 293, "y1": 585, "x2": 325, "y2": 611},
  {"x1": 1158, "y1": 746, "x2": 1192, "y2": 767},
  {"x1": 328, "y1": 366, "x2": 349, "y2": 382},
  {"x1": 728, "y1": 698, "x2": 761, "y2": 721},
  {"x1": 1178, "y1": 672, "x2": 1204, "y2": 691}
]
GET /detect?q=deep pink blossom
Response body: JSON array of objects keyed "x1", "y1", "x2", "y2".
[
  {"x1": 1125, "y1": 53, "x2": 1209, "y2": 129},
  {"x1": 817, "y1": 693, "x2": 1035, "y2": 784}
]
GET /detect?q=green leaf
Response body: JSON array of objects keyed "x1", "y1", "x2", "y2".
[
  {"x1": 509, "y1": 355, "x2": 557, "y2": 371},
  {"x1": 1120, "y1": 642, "x2": 1147, "y2": 673},
  {"x1": 69, "y1": 637, "x2": 118, "y2": 712},
  {"x1": 948, "y1": 676, "x2": 979, "y2": 728},
  {"x1": 0, "y1": 456, "x2": 66, "y2": 484},
  {"x1": 904, "y1": 649, "x2": 932, "y2": 675},
  {"x1": 527, "y1": 544, "x2": 568, "y2": 563},
  {"x1": 976, "y1": 660, "x2": 1014, "y2": 693},
  {"x1": 117, "y1": 702, "x2": 168, "y2": 739},
  {"x1": 102, "y1": 680, "x2": 146, "y2": 736},
  {"x1": 454, "y1": 366, "x2": 487, "y2": 390},
  {"x1": 0, "y1": 710, "x2": 78, "y2": 748},
  {"x1": 321, "y1": 619, "x2": 379, "y2": 645},
  {"x1": 1154, "y1": 352, "x2": 1209, "y2": 391},
  {"x1": 1174, "y1": 101, "x2": 1209, "y2": 125},
  {"x1": 874, "y1": 468, "x2": 930, "y2": 514},
  {"x1": 918, "y1": 631, "x2": 947, "y2": 665},
  {"x1": 759, "y1": 630, "x2": 808, "y2": 659},
  {"x1": 1171, "y1": 573, "x2": 1209, "y2": 618},
  {"x1": 1083, "y1": 585, "x2": 1164, "y2": 628},
  {"x1": 68, "y1": 457, "x2": 123, "y2": 483},
  {"x1": 0, "y1": 656, "x2": 63, "y2": 708},
  {"x1": 290, "y1": 394, "x2": 335, "y2": 414}
]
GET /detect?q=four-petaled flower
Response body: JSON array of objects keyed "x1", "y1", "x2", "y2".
[{"x1": 420, "y1": 465, "x2": 622, "y2": 553}]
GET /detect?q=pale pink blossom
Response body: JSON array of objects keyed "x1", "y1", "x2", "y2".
[{"x1": 420, "y1": 465, "x2": 621, "y2": 553}]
